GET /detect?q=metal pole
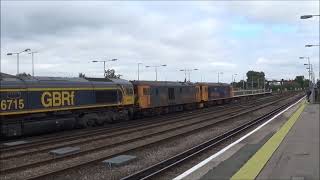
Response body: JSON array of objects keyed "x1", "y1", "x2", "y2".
[
  {"x1": 103, "y1": 61, "x2": 106, "y2": 77},
  {"x1": 310, "y1": 64, "x2": 313, "y2": 85},
  {"x1": 155, "y1": 66, "x2": 158, "y2": 81},
  {"x1": 185, "y1": 69, "x2": 187, "y2": 81},
  {"x1": 31, "y1": 52, "x2": 34, "y2": 76},
  {"x1": 218, "y1": 72, "x2": 220, "y2": 83},
  {"x1": 242, "y1": 74, "x2": 245, "y2": 90},
  {"x1": 17, "y1": 53, "x2": 20, "y2": 75},
  {"x1": 307, "y1": 57, "x2": 311, "y2": 89},
  {"x1": 138, "y1": 63, "x2": 140, "y2": 80},
  {"x1": 232, "y1": 74, "x2": 233, "y2": 84}
]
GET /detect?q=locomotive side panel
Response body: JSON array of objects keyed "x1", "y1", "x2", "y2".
[
  {"x1": 207, "y1": 84, "x2": 233, "y2": 100},
  {"x1": 1, "y1": 88, "x2": 126, "y2": 116},
  {"x1": 0, "y1": 90, "x2": 28, "y2": 115}
]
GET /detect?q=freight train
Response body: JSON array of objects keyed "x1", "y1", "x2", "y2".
[{"x1": 0, "y1": 73, "x2": 269, "y2": 138}]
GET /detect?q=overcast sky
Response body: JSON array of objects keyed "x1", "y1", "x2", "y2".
[{"x1": 1, "y1": 1, "x2": 319, "y2": 83}]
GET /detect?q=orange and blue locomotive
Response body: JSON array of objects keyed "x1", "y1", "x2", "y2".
[{"x1": 1, "y1": 72, "x2": 267, "y2": 138}]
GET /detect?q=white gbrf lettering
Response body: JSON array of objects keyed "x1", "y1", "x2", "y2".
[{"x1": 41, "y1": 91, "x2": 75, "y2": 107}]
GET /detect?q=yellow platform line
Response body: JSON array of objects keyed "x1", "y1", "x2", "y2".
[{"x1": 231, "y1": 101, "x2": 307, "y2": 180}]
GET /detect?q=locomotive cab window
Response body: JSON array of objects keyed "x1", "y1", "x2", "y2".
[
  {"x1": 125, "y1": 87, "x2": 133, "y2": 95},
  {"x1": 143, "y1": 88, "x2": 150, "y2": 95}
]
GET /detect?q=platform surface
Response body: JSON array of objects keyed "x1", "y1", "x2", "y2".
[
  {"x1": 256, "y1": 103, "x2": 319, "y2": 179},
  {"x1": 177, "y1": 100, "x2": 319, "y2": 180}
]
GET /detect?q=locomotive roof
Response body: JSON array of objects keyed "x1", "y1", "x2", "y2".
[
  {"x1": 108, "y1": 78, "x2": 132, "y2": 85},
  {"x1": 196, "y1": 82, "x2": 231, "y2": 87},
  {"x1": 131, "y1": 80, "x2": 195, "y2": 87},
  {"x1": 84, "y1": 77, "x2": 131, "y2": 85},
  {"x1": 0, "y1": 72, "x2": 16, "y2": 79},
  {"x1": 0, "y1": 73, "x2": 131, "y2": 87},
  {"x1": 1, "y1": 73, "x2": 88, "y2": 82}
]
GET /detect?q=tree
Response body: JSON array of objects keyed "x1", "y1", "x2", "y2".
[
  {"x1": 246, "y1": 71, "x2": 265, "y2": 89},
  {"x1": 294, "y1": 76, "x2": 304, "y2": 88},
  {"x1": 78, "y1": 73, "x2": 86, "y2": 78},
  {"x1": 105, "y1": 69, "x2": 121, "y2": 79},
  {"x1": 17, "y1": 72, "x2": 31, "y2": 77},
  {"x1": 232, "y1": 80, "x2": 246, "y2": 90}
]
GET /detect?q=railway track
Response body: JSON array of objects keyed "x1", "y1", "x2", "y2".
[
  {"x1": 1, "y1": 93, "x2": 275, "y2": 147},
  {"x1": 0, "y1": 94, "x2": 278, "y2": 155},
  {"x1": 1, "y1": 98, "x2": 276, "y2": 171},
  {"x1": 0, "y1": 93, "x2": 299, "y2": 180},
  {"x1": 0, "y1": 94, "x2": 283, "y2": 161},
  {"x1": 121, "y1": 95, "x2": 305, "y2": 180}
]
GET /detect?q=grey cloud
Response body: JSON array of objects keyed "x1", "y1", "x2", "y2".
[
  {"x1": 1, "y1": 1, "x2": 319, "y2": 83},
  {"x1": 1, "y1": 1, "x2": 146, "y2": 39}
]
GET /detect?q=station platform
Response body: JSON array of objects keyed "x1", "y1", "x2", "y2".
[{"x1": 174, "y1": 100, "x2": 319, "y2": 180}]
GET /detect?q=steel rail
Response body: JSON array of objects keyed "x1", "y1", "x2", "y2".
[
  {"x1": 1, "y1": 92, "x2": 275, "y2": 151},
  {"x1": 0, "y1": 94, "x2": 278, "y2": 156},
  {"x1": 0, "y1": 94, "x2": 296, "y2": 180},
  {"x1": 120, "y1": 95, "x2": 304, "y2": 180},
  {"x1": 1, "y1": 99, "x2": 269, "y2": 174},
  {"x1": 15, "y1": 95, "x2": 297, "y2": 180},
  {"x1": 0, "y1": 101, "x2": 243, "y2": 152}
]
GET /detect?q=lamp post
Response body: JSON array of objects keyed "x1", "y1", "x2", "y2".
[
  {"x1": 217, "y1": 72, "x2": 223, "y2": 83},
  {"x1": 231, "y1": 74, "x2": 237, "y2": 88},
  {"x1": 180, "y1": 69, "x2": 187, "y2": 82},
  {"x1": 92, "y1": 58, "x2": 117, "y2": 77},
  {"x1": 305, "y1": 44, "x2": 320, "y2": 82},
  {"x1": 232, "y1": 73, "x2": 237, "y2": 82},
  {"x1": 242, "y1": 74, "x2": 245, "y2": 90},
  {"x1": 304, "y1": 63, "x2": 311, "y2": 87},
  {"x1": 305, "y1": 45, "x2": 320, "y2": 47},
  {"x1": 300, "y1": 15, "x2": 320, "y2": 19},
  {"x1": 180, "y1": 68, "x2": 198, "y2": 82},
  {"x1": 137, "y1": 63, "x2": 142, "y2": 80},
  {"x1": 145, "y1": 64, "x2": 166, "y2": 81},
  {"x1": 300, "y1": 56, "x2": 311, "y2": 88},
  {"x1": 300, "y1": 14, "x2": 320, "y2": 83},
  {"x1": 307, "y1": 64, "x2": 315, "y2": 84},
  {"x1": 7, "y1": 48, "x2": 31, "y2": 75},
  {"x1": 28, "y1": 51, "x2": 38, "y2": 76}
]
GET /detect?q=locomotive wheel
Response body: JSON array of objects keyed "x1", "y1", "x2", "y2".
[
  {"x1": 87, "y1": 114, "x2": 100, "y2": 127},
  {"x1": 77, "y1": 117, "x2": 88, "y2": 128},
  {"x1": 94, "y1": 117, "x2": 105, "y2": 126},
  {"x1": 77, "y1": 114, "x2": 99, "y2": 128},
  {"x1": 87, "y1": 119, "x2": 96, "y2": 127}
]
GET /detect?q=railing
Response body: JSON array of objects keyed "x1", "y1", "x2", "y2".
[{"x1": 233, "y1": 89, "x2": 271, "y2": 96}]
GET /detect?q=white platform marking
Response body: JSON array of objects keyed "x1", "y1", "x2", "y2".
[{"x1": 173, "y1": 97, "x2": 305, "y2": 180}]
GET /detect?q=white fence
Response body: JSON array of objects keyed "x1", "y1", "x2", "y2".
[{"x1": 233, "y1": 89, "x2": 271, "y2": 97}]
